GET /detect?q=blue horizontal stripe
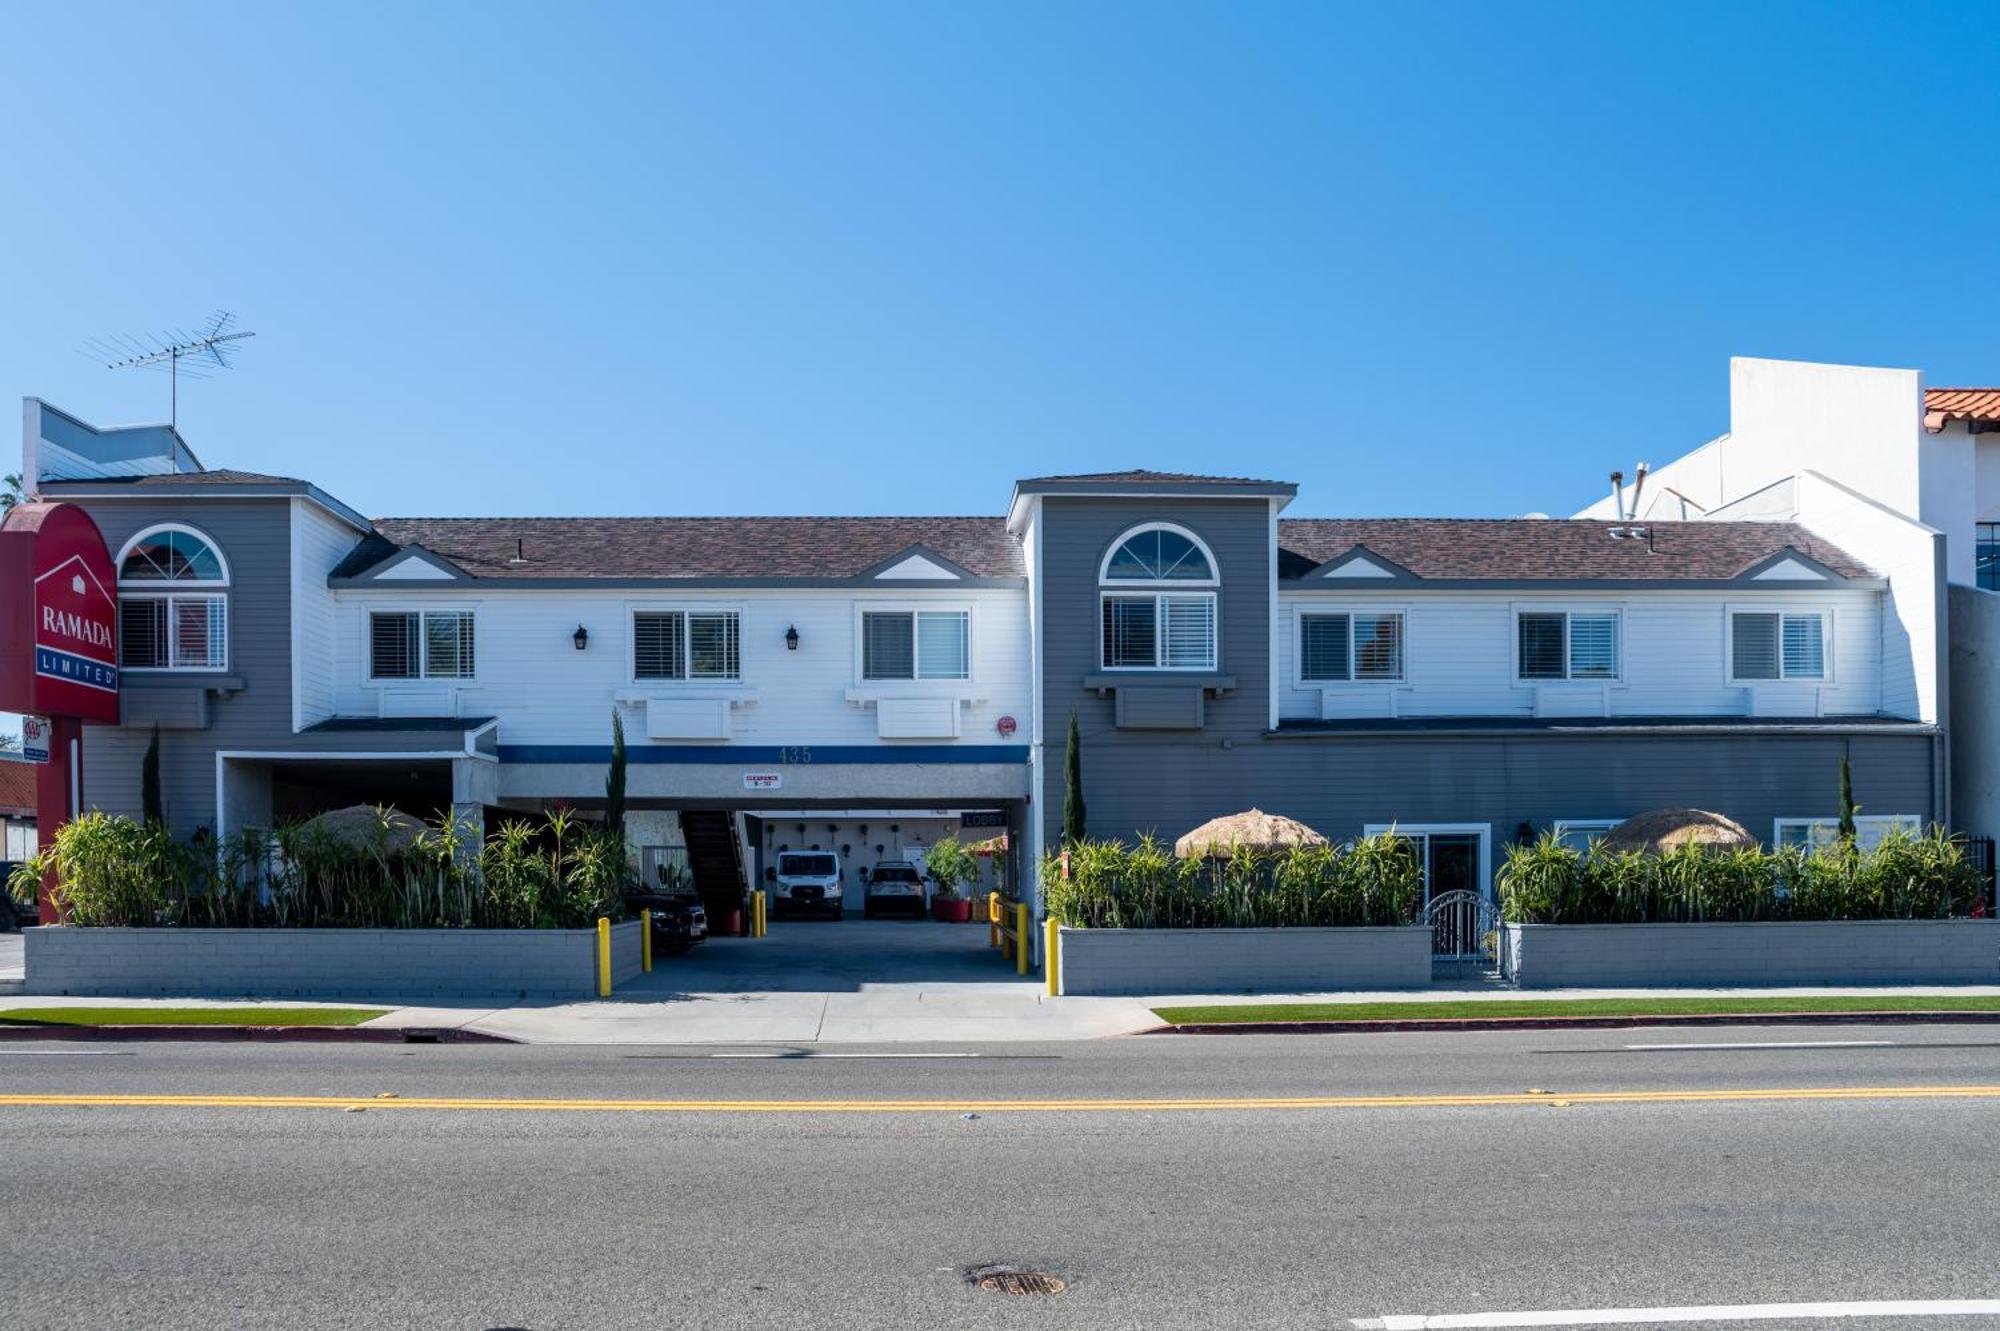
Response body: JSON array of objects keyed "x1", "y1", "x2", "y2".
[
  {"x1": 497, "y1": 744, "x2": 1030, "y2": 766},
  {"x1": 35, "y1": 647, "x2": 118, "y2": 693}
]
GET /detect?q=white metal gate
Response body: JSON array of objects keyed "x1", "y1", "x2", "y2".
[{"x1": 1425, "y1": 889, "x2": 1500, "y2": 976}]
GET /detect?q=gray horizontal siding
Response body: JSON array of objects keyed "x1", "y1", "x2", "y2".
[
  {"x1": 77, "y1": 498, "x2": 296, "y2": 834},
  {"x1": 1060, "y1": 729, "x2": 1940, "y2": 870}
]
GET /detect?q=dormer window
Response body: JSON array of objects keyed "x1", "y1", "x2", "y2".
[
  {"x1": 1100, "y1": 524, "x2": 1219, "y2": 670},
  {"x1": 116, "y1": 524, "x2": 229, "y2": 671}
]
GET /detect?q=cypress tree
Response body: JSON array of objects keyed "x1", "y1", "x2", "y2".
[
  {"x1": 1062, "y1": 708, "x2": 1086, "y2": 847},
  {"x1": 605, "y1": 709, "x2": 628, "y2": 849},
  {"x1": 1837, "y1": 753, "x2": 1859, "y2": 845},
  {"x1": 141, "y1": 724, "x2": 163, "y2": 827}
]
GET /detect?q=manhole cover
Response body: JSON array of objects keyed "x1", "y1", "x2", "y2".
[{"x1": 966, "y1": 1264, "x2": 1067, "y2": 1296}]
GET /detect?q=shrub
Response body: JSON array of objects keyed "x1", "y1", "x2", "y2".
[
  {"x1": 27, "y1": 807, "x2": 633, "y2": 930},
  {"x1": 1497, "y1": 826, "x2": 1982, "y2": 925},
  {"x1": 1042, "y1": 833, "x2": 1421, "y2": 929},
  {"x1": 924, "y1": 836, "x2": 978, "y2": 900}
]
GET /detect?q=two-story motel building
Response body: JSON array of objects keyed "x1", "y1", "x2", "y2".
[{"x1": 19, "y1": 357, "x2": 1960, "y2": 918}]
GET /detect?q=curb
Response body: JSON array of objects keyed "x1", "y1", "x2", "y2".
[
  {"x1": 0, "y1": 1024, "x2": 517, "y2": 1044},
  {"x1": 1144, "y1": 1010, "x2": 2000, "y2": 1036}
]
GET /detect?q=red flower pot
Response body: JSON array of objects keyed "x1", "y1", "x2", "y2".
[{"x1": 930, "y1": 896, "x2": 973, "y2": 923}]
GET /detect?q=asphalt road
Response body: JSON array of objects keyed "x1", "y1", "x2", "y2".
[{"x1": 5, "y1": 1026, "x2": 2000, "y2": 1331}]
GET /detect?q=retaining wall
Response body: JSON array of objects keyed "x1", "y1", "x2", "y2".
[
  {"x1": 1503, "y1": 919, "x2": 2000, "y2": 988},
  {"x1": 1056, "y1": 925, "x2": 1431, "y2": 997},
  {"x1": 22, "y1": 920, "x2": 646, "y2": 999}
]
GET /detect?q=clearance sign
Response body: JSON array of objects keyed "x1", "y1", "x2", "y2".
[{"x1": 0, "y1": 503, "x2": 120, "y2": 724}]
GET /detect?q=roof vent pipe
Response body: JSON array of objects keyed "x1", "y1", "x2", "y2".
[
  {"x1": 1609, "y1": 471, "x2": 1626, "y2": 521},
  {"x1": 507, "y1": 537, "x2": 526, "y2": 565},
  {"x1": 1628, "y1": 462, "x2": 1650, "y2": 522}
]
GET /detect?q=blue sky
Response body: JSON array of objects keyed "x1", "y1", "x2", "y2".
[{"x1": 4, "y1": 3, "x2": 1995, "y2": 521}]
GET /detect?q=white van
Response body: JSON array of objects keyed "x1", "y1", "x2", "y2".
[{"x1": 772, "y1": 850, "x2": 843, "y2": 920}]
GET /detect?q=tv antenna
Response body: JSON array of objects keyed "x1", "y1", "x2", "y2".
[{"x1": 83, "y1": 311, "x2": 256, "y2": 427}]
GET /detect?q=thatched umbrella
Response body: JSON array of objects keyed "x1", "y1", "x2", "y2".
[
  {"x1": 1174, "y1": 808, "x2": 1329, "y2": 859},
  {"x1": 295, "y1": 805, "x2": 430, "y2": 854},
  {"x1": 967, "y1": 834, "x2": 1009, "y2": 857},
  {"x1": 1595, "y1": 808, "x2": 1755, "y2": 856}
]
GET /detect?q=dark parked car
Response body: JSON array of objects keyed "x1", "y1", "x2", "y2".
[
  {"x1": 0, "y1": 863, "x2": 31, "y2": 931},
  {"x1": 626, "y1": 890, "x2": 708, "y2": 954}
]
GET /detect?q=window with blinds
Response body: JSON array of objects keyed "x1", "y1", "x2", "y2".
[
  {"x1": 1101, "y1": 592, "x2": 1214, "y2": 670},
  {"x1": 1732, "y1": 611, "x2": 1825, "y2": 681},
  {"x1": 635, "y1": 610, "x2": 741, "y2": 681},
  {"x1": 1300, "y1": 612, "x2": 1403, "y2": 682},
  {"x1": 863, "y1": 610, "x2": 969, "y2": 680},
  {"x1": 1518, "y1": 611, "x2": 1618, "y2": 681},
  {"x1": 119, "y1": 595, "x2": 227, "y2": 671},
  {"x1": 370, "y1": 610, "x2": 474, "y2": 680}
]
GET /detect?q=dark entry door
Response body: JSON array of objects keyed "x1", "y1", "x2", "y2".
[{"x1": 1425, "y1": 833, "x2": 1482, "y2": 904}]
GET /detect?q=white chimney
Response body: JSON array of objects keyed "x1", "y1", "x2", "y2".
[{"x1": 1609, "y1": 471, "x2": 1626, "y2": 521}]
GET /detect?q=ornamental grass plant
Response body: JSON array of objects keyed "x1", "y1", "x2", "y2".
[
  {"x1": 1042, "y1": 832, "x2": 1422, "y2": 929},
  {"x1": 7, "y1": 806, "x2": 632, "y2": 930},
  {"x1": 1496, "y1": 826, "x2": 1983, "y2": 925}
]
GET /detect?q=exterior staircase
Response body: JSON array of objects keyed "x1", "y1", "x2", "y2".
[{"x1": 680, "y1": 810, "x2": 749, "y2": 934}]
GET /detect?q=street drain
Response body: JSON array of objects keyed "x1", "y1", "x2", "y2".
[{"x1": 966, "y1": 1264, "x2": 1067, "y2": 1296}]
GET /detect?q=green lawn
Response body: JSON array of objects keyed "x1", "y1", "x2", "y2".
[
  {"x1": 1152, "y1": 994, "x2": 2000, "y2": 1025},
  {"x1": 0, "y1": 1006, "x2": 390, "y2": 1028}
]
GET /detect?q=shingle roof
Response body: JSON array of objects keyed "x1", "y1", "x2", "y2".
[
  {"x1": 1276, "y1": 519, "x2": 1874, "y2": 582},
  {"x1": 350, "y1": 516, "x2": 1025, "y2": 580},
  {"x1": 1018, "y1": 469, "x2": 1288, "y2": 485},
  {"x1": 41, "y1": 468, "x2": 305, "y2": 487},
  {"x1": 1924, "y1": 388, "x2": 2000, "y2": 433}
]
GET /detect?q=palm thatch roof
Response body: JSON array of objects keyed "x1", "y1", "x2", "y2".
[
  {"x1": 295, "y1": 805, "x2": 431, "y2": 854},
  {"x1": 1595, "y1": 808, "x2": 1756, "y2": 856},
  {"x1": 1174, "y1": 809, "x2": 1329, "y2": 859}
]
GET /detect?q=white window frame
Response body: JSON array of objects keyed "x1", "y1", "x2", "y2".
[
  {"x1": 367, "y1": 606, "x2": 478, "y2": 682},
  {"x1": 1773, "y1": 814, "x2": 1920, "y2": 851},
  {"x1": 1292, "y1": 603, "x2": 1407, "y2": 686},
  {"x1": 1512, "y1": 606, "x2": 1624, "y2": 684},
  {"x1": 1551, "y1": 818, "x2": 1621, "y2": 850},
  {"x1": 1099, "y1": 523, "x2": 1222, "y2": 673},
  {"x1": 1363, "y1": 822, "x2": 1493, "y2": 903},
  {"x1": 627, "y1": 604, "x2": 747, "y2": 685},
  {"x1": 1726, "y1": 605, "x2": 1834, "y2": 686},
  {"x1": 116, "y1": 523, "x2": 231, "y2": 674},
  {"x1": 852, "y1": 602, "x2": 975, "y2": 684}
]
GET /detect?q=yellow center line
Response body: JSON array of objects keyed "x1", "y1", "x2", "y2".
[{"x1": 1, "y1": 1085, "x2": 1999, "y2": 1114}]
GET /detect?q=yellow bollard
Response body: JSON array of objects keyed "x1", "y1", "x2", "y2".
[
  {"x1": 1015, "y1": 902, "x2": 1029, "y2": 976},
  {"x1": 1045, "y1": 915, "x2": 1060, "y2": 997},
  {"x1": 596, "y1": 916, "x2": 612, "y2": 997},
  {"x1": 988, "y1": 891, "x2": 1001, "y2": 949},
  {"x1": 641, "y1": 909, "x2": 653, "y2": 972},
  {"x1": 752, "y1": 890, "x2": 767, "y2": 938}
]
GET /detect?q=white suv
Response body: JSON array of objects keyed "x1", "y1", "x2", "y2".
[{"x1": 862, "y1": 861, "x2": 928, "y2": 918}]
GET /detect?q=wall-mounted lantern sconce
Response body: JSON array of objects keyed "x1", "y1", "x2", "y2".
[
  {"x1": 841, "y1": 843, "x2": 851, "y2": 855},
  {"x1": 874, "y1": 844, "x2": 884, "y2": 855},
  {"x1": 572, "y1": 624, "x2": 589, "y2": 651},
  {"x1": 785, "y1": 625, "x2": 800, "y2": 651}
]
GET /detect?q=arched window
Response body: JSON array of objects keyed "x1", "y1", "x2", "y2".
[
  {"x1": 1099, "y1": 523, "x2": 1218, "y2": 670},
  {"x1": 117, "y1": 524, "x2": 229, "y2": 671}
]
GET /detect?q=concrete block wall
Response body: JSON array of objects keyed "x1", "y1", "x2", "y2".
[
  {"x1": 611, "y1": 918, "x2": 644, "y2": 987},
  {"x1": 24, "y1": 919, "x2": 646, "y2": 1000},
  {"x1": 1056, "y1": 926, "x2": 1431, "y2": 997},
  {"x1": 1504, "y1": 919, "x2": 2000, "y2": 988}
]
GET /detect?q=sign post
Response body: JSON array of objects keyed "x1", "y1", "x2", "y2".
[{"x1": 0, "y1": 503, "x2": 120, "y2": 923}]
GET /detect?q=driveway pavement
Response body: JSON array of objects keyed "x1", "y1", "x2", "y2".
[{"x1": 373, "y1": 919, "x2": 1162, "y2": 1044}]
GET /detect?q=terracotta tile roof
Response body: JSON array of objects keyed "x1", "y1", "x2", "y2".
[
  {"x1": 1017, "y1": 469, "x2": 1289, "y2": 486},
  {"x1": 0, "y1": 762, "x2": 35, "y2": 816},
  {"x1": 1276, "y1": 519, "x2": 1874, "y2": 582},
  {"x1": 352, "y1": 516, "x2": 1026, "y2": 580},
  {"x1": 1924, "y1": 388, "x2": 2000, "y2": 433}
]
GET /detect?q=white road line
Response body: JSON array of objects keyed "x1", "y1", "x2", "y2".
[
  {"x1": 1352, "y1": 1299, "x2": 2000, "y2": 1328},
  {"x1": 1622, "y1": 1040, "x2": 1898, "y2": 1051}
]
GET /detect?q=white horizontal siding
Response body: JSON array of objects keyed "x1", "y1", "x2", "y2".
[
  {"x1": 1276, "y1": 588, "x2": 1890, "y2": 722},
  {"x1": 329, "y1": 587, "x2": 1031, "y2": 747},
  {"x1": 291, "y1": 501, "x2": 365, "y2": 731}
]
